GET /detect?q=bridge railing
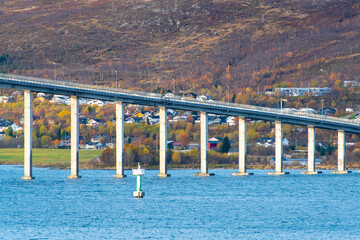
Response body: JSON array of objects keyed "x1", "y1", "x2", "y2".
[
  {"x1": 165, "y1": 94, "x2": 360, "y2": 126},
  {"x1": 1, "y1": 73, "x2": 359, "y2": 127},
  {"x1": 0, "y1": 73, "x2": 164, "y2": 101}
]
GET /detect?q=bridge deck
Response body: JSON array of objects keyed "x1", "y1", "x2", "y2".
[{"x1": 1, "y1": 73, "x2": 359, "y2": 134}]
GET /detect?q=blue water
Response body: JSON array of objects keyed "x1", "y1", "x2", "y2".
[{"x1": 0, "y1": 166, "x2": 360, "y2": 239}]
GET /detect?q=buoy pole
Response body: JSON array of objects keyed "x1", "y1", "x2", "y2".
[
  {"x1": 133, "y1": 163, "x2": 145, "y2": 198},
  {"x1": 136, "y1": 174, "x2": 141, "y2": 192}
]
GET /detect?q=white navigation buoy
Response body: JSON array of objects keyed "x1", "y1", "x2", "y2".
[{"x1": 132, "y1": 163, "x2": 145, "y2": 198}]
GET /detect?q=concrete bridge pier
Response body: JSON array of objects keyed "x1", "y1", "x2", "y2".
[
  {"x1": 331, "y1": 130, "x2": 351, "y2": 174},
  {"x1": 269, "y1": 121, "x2": 289, "y2": 175},
  {"x1": 22, "y1": 90, "x2": 34, "y2": 180},
  {"x1": 233, "y1": 117, "x2": 253, "y2": 176},
  {"x1": 158, "y1": 106, "x2": 170, "y2": 177},
  {"x1": 194, "y1": 112, "x2": 214, "y2": 177},
  {"x1": 114, "y1": 101, "x2": 126, "y2": 178},
  {"x1": 302, "y1": 126, "x2": 322, "y2": 175},
  {"x1": 68, "y1": 96, "x2": 81, "y2": 179}
]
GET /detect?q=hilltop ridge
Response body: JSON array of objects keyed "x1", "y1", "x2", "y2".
[{"x1": 1, "y1": 0, "x2": 360, "y2": 96}]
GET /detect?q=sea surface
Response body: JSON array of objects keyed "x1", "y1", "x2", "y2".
[{"x1": 0, "y1": 165, "x2": 359, "y2": 239}]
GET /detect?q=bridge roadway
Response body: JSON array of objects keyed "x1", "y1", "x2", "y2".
[
  {"x1": 1, "y1": 73, "x2": 360, "y2": 133},
  {"x1": 0, "y1": 73, "x2": 358, "y2": 178}
]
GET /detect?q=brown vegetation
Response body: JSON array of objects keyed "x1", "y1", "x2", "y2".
[
  {"x1": 1, "y1": 0, "x2": 360, "y2": 97},
  {"x1": 2, "y1": 0, "x2": 360, "y2": 168}
]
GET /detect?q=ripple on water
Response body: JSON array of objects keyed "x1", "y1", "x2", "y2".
[{"x1": 0, "y1": 166, "x2": 360, "y2": 239}]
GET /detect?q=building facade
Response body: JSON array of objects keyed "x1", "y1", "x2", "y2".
[{"x1": 275, "y1": 87, "x2": 331, "y2": 97}]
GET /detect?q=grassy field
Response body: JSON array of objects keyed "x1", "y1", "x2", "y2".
[
  {"x1": 0, "y1": 148, "x2": 102, "y2": 166},
  {"x1": 1, "y1": 148, "x2": 358, "y2": 170}
]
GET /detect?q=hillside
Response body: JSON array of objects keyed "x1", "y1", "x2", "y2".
[{"x1": 1, "y1": 0, "x2": 360, "y2": 97}]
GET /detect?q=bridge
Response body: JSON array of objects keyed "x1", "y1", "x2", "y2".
[{"x1": 0, "y1": 73, "x2": 359, "y2": 179}]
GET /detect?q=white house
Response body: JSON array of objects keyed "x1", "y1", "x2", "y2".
[
  {"x1": 166, "y1": 109, "x2": 176, "y2": 116},
  {"x1": 85, "y1": 142, "x2": 105, "y2": 150},
  {"x1": 196, "y1": 95, "x2": 212, "y2": 101},
  {"x1": 91, "y1": 135, "x2": 101, "y2": 143},
  {"x1": 93, "y1": 100, "x2": 104, "y2": 106},
  {"x1": 148, "y1": 116, "x2": 160, "y2": 125},
  {"x1": 10, "y1": 123, "x2": 22, "y2": 132},
  {"x1": 344, "y1": 81, "x2": 358, "y2": 88},
  {"x1": 125, "y1": 117, "x2": 136, "y2": 124},
  {"x1": 50, "y1": 98, "x2": 64, "y2": 104},
  {"x1": 0, "y1": 96, "x2": 9, "y2": 103},
  {"x1": 0, "y1": 119, "x2": 11, "y2": 132},
  {"x1": 88, "y1": 100, "x2": 104, "y2": 106},
  {"x1": 256, "y1": 137, "x2": 289, "y2": 147},
  {"x1": 208, "y1": 117, "x2": 221, "y2": 125},
  {"x1": 256, "y1": 137, "x2": 275, "y2": 148},
  {"x1": 226, "y1": 116, "x2": 236, "y2": 126},
  {"x1": 282, "y1": 137, "x2": 290, "y2": 147},
  {"x1": 82, "y1": 98, "x2": 90, "y2": 105},
  {"x1": 169, "y1": 115, "x2": 187, "y2": 123},
  {"x1": 87, "y1": 119, "x2": 101, "y2": 127},
  {"x1": 50, "y1": 95, "x2": 68, "y2": 104}
]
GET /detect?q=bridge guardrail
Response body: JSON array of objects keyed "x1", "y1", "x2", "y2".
[
  {"x1": 0, "y1": 73, "x2": 359, "y2": 128},
  {"x1": 167, "y1": 95, "x2": 359, "y2": 126}
]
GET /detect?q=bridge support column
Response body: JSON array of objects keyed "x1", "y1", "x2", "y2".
[
  {"x1": 22, "y1": 90, "x2": 34, "y2": 180},
  {"x1": 194, "y1": 112, "x2": 214, "y2": 177},
  {"x1": 233, "y1": 117, "x2": 253, "y2": 176},
  {"x1": 114, "y1": 101, "x2": 126, "y2": 178},
  {"x1": 302, "y1": 126, "x2": 322, "y2": 174},
  {"x1": 158, "y1": 106, "x2": 170, "y2": 177},
  {"x1": 331, "y1": 130, "x2": 351, "y2": 174},
  {"x1": 269, "y1": 121, "x2": 289, "y2": 175},
  {"x1": 68, "y1": 96, "x2": 81, "y2": 179}
]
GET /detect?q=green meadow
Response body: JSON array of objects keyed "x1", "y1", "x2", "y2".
[{"x1": 0, "y1": 148, "x2": 102, "y2": 167}]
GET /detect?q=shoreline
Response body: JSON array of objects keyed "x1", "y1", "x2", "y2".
[{"x1": 1, "y1": 162, "x2": 359, "y2": 171}]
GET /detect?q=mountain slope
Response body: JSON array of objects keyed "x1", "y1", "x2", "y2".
[{"x1": 1, "y1": 0, "x2": 360, "y2": 95}]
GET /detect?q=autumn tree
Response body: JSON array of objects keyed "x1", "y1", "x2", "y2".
[
  {"x1": 58, "y1": 109, "x2": 70, "y2": 119},
  {"x1": 101, "y1": 147, "x2": 115, "y2": 166},
  {"x1": 172, "y1": 152, "x2": 182, "y2": 164},
  {"x1": 54, "y1": 139, "x2": 60, "y2": 147},
  {"x1": 176, "y1": 130, "x2": 190, "y2": 148},
  {"x1": 247, "y1": 128, "x2": 260, "y2": 143},
  {"x1": 40, "y1": 136, "x2": 52, "y2": 147}
]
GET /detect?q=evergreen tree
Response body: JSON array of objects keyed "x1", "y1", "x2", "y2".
[
  {"x1": 5, "y1": 127, "x2": 13, "y2": 137},
  {"x1": 219, "y1": 136, "x2": 231, "y2": 153}
]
